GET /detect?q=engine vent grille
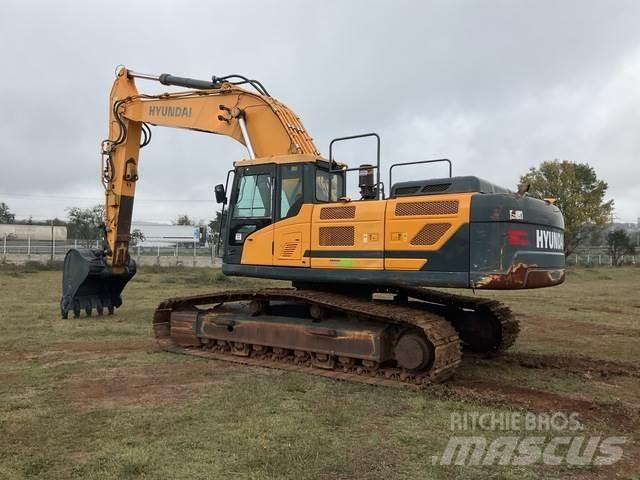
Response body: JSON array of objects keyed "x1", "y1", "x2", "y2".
[
  {"x1": 280, "y1": 242, "x2": 299, "y2": 258},
  {"x1": 319, "y1": 226, "x2": 355, "y2": 246},
  {"x1": 394, "y1": 186, "x2": 421, "y2": 195},
  {"x1": 421, "y1": 183, "x2": 451, "y2": 193},
  {"x1": 320, "y1": 206, "x2": 356, "y2": 219},
  {"x1": 395, "y1": 200, "x2": 459, "y2": 216},
  {"x1": 410, "y1": 223, "x2": 451, "y2": 245}
]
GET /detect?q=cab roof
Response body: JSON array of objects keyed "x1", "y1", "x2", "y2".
[{"x1": 234, "y1": 154, "x2": 347, "y2": 170}]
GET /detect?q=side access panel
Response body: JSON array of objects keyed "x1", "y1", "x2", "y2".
[
  {"x1": 240, "y1": 225, "x2": 274, "y2": 266},
  {"x1": 384, "y1": 193, "x2": 472, "y2": 273},
  {"x1": 309, "y1": 201, "x2": 386, "y2": 270},
  {"x1": 273, "y1": 204, "x2": 313, "y2": 267}
]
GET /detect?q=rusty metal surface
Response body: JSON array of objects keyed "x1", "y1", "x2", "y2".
[
  {"x1": 162, "y1": 344, "x2": 427, "y2": 390},
  {"x1": 152, "y1": 285, "x2": 520, "y2": 387},
  {"x1": 173, "y1": 306, "x2": 393, "y2": 362},
  {"x1": 153, "y1": 288, "x2": 463, "y2": 387},
  {"x1": 473, "y1": 264, "x2": 566, "y2": 290},
  {"x1": 394, "y1": 332, "x2": 434, "y2": 371}
]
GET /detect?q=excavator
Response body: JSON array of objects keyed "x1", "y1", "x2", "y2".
[{"x1": 61, "y1": 66, "x2": 565, "y2": 387}]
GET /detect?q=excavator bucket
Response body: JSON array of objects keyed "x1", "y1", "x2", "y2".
[{"x1": 60, "y1": 249, "x2": 136, "y2": 319}]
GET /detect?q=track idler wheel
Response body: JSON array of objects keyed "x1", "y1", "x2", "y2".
[
  {"x1": 394, "y1": 331, "x2": 435, "y2": 373},
  {"x1": 309, "y1": 304, "x2": 326, "y2": 321},
  {"x1": 447, "y1": 310, "x2": 502, "y2": 353},
  {"x1": 249, "y1": 300, "x2": 268, "y2": 316}
]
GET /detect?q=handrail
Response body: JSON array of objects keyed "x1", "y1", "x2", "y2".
[
  {"x1": 389, "y1": 159, "x2": 452, "y2": 190},
  {"x1": 329, "y1": 132, "x2": 382, "y2": 200}
]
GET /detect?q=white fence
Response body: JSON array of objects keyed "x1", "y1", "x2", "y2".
[
  {"x1": 1, "y1": 236, "x2": 222, "y2": 267},
  {"x1": 566, "y1": 253, "x2": 637, "y2": 266},
  {"x1": 2, "y1": 236, "x2": 637, "y2": 268}
]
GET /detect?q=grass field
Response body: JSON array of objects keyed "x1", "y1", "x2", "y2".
[{"x1": 0, "y1": 265, "x2": 638, "y2": 479}]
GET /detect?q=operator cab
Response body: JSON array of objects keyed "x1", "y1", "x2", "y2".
[{"x1": 216, "y1": 155, "x2": 346, "y2": 265}]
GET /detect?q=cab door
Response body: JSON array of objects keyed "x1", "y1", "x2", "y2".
[
  {"x1": 225, "y1": 164, "x2": 275, "y2": 265},
  {"x1": 273, "y1": 163, "x2": 312, "y2": 267}
]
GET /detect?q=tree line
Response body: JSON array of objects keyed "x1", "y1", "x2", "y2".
[{"x1": 519, "y1": 160, "x2": 635, "y2": 265}]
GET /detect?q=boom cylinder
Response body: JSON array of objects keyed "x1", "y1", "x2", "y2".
[
  {"x1": 159, "y1": 74, "x2": 221, "y2": 90},
  {"x1": 127, "y1": 70, "x2": 221, "y2": 90},
  {"x1": 237, "y1": 114, "x2": 256, "y2": 159}
]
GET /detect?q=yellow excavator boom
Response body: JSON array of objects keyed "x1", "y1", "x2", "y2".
[
  {"x1": 61, "y1": 67, "x2": 323, "y2": 318},
  {"x1": 103, "y1": 67, "x2": 319, "y2": 271}
]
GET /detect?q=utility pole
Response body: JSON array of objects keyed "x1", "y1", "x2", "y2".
[{"x1": 50, "y1": 219, "x2": 54, "y2": 263}]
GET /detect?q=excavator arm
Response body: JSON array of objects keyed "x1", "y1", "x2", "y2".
[
  {"x1": 61, "y1": 66, "x2": 319, "y2": 317},
  {"x1": 104, "y1": 67, "x2": 318, "y2": 269}
]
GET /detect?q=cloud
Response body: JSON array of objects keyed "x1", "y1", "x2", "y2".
[{"x1": 0, "y1": 0, "x2": 638, "y2": 222}]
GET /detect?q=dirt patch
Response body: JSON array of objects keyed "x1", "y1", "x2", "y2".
[
  {"x1": 0, "y1": 372, "x2": 18, "y2": 384},
  {"x1": 64, "y1": 361, "x2": 236, "y2": 410},
  {"x1": 570, "y1": 444, "x2": 640, "y2": 480},
  {"x1": 448, "y1": 380, "x2": 638, "y2": 433},
  {"x1": 20, "y1": 339, "x2": 157, "y2": 365},
  {"x1": 50, "y1": 339, "x2": 155, "y2": 354},
  {"x1": 571, "y1": 305, "x2": 624, "y2": 315},
  {"x1": 518, "y1": 313, "x2": 640, "y2": 338},
  {"x1": 470, "y1": 352, "x2": 640, "y2": 379}
]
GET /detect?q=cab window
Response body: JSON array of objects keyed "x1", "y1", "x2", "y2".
[
  {"x1": 233, "y1": 173, "x2": 272, "y2": 218},
  {"x1": 316, "y1": 169, "x2": 343, "y2": 202},
  {"x1": 279, "y1": 165, "x2": 304, "y2": 219}
]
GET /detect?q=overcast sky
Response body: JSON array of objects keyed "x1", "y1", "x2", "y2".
[{"x1": 0, "y1": 0, "x2": 638, "y2": 223}]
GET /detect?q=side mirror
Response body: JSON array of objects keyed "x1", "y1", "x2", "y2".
[{"x1": 214, "y1": 184, "x2": 227, "y2": 204}]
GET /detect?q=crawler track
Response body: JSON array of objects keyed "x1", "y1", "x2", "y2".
[
  {"x1": 153, "y1": 287, "x2": 518, "y2": 388},
  {"x1": 396, "y1": 286, "x2": 519, "y2": 352}
]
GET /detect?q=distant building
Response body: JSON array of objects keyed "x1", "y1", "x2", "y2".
[
  {"x1": 0, "y1": 224, "x2": 67, "y2": 241},
  {"x1": 131, "y1": 223, "x2": 207, "y2": 247},
  {"x1": 611, "y1": 222, "x2": 638, "y2": 233}
]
